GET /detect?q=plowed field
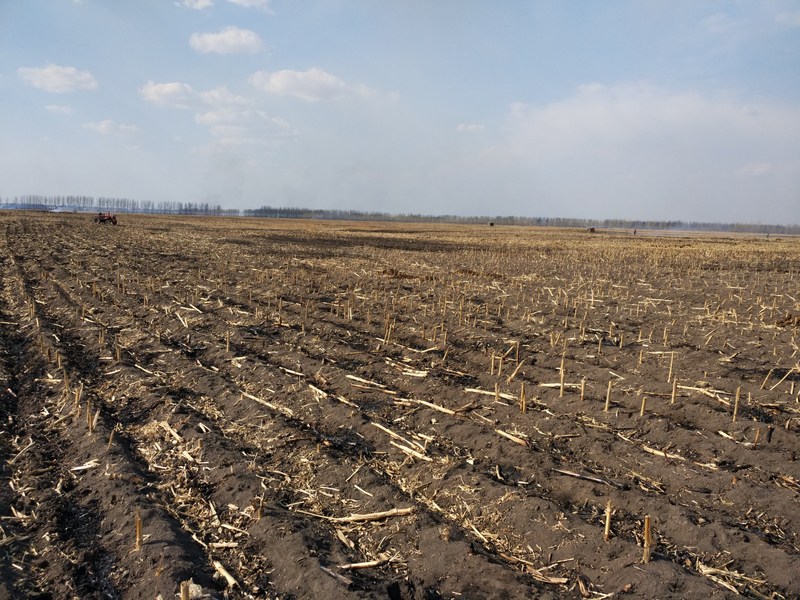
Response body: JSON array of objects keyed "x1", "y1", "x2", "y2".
[{"x1": 0, "y1": 211, "x2": 798, "y2": 599}]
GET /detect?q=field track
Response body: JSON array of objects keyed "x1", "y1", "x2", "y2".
[{"x1": 0, "y1": 211, "x2": 798, "y2": 599}]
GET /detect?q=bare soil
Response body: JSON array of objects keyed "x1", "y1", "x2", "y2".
[{"x1": 0, "y1": 211, "x2": 798, "y2": 599}]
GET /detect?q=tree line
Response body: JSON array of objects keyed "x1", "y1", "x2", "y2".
[
  {"x1": 241, "y1": 206, "x2": 800, "y2": 235},
  {"x1": 1, "y1": 195, "x2": 238, "y2": 216},
  {"x1": 1, "y1": 195, "x2": 797, "y2": 235}
]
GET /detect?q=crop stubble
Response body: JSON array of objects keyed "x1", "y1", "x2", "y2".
[{"x1": 0, "y1": 211, "x2": 798, "y2": 599}]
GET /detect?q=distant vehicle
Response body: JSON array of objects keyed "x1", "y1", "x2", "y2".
[{"x1": 94, "y1": 212, "x2": 118, "y2": 225}]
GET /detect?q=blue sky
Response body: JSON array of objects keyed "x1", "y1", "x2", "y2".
[{"x1": 2, "y1": 1, "x2": 799, "y2": 223}]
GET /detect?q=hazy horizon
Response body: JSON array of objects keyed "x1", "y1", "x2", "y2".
[{"x1": 2, "y1": 1, "x2": 799, "y2": 224}]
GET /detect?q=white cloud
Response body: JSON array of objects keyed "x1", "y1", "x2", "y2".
[
  {"x1": 227, "y1": 0, "x2": 272, "y2": 9},
  {"x1": 139, "y1": 81, "x2": 197, "y2": 108},
  {"x1": 45, "y1": 104, "x2": 72, "y2": 114},
  {"x1": 140, "y1": 81, "x2": 250, "y2": 112},
  {"x1": 199, "y1": 86, "x2": 249, "y2": 107},
  {"x1": 249, "y1": 68, "x2": 373, "y2": 102},
  {"x1": 195, "y1": 108, "x2": 248, "y2": 126},
  {"x1": 84, "y1": 119, "x2": 138, "y2": 135},
  {"x1": 190, "y1": 26, "x2": 264, "y2": 54},
  {"x1": 472, "y1": 83, "x2": 800, "y2": 221},
  {"x1": 456, "y1": 123, "x2": 485, "y2": 133},
  {"x1": 176, "y1": 0, "x2": 273, "y2": 10},
  {"x1": 177, "y1": 0, "x2": 213, "y2": 8},
  {"x1": 499, "y1": 83, "x2": 770, "y2": 163},
  {"x1": 18, "y1": 64, "x2": 97, "y2": 93}
]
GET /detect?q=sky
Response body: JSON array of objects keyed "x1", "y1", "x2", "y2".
[{"x1": 1, "y1": 1, "x2": 799, "y2": 224}]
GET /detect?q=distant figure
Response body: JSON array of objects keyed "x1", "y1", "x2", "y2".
[
  {"x1": 633, "y1": 229, "x2": 637, "y2": 236},
  {"x1": 489, "y1": 222, "x2": 494, "y2": 227},
  {"x1": 587, "y1": 227, "x2": 596, "y2": 233}
]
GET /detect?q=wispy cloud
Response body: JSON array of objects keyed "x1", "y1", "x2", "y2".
[
  {"x1": 456, "y1": 123, "x2": 485, "y2": 133},
  {"x1": 84, "y1": 119, "x2": 138, "y2": 135},
  {"x1": 480, "y1": 82, "x2": 800, "y2": 219},
  {"x1": 190, "y1": 26, "x2": 264, "y2": 54},
  {"x1": 140, "y1": 81, "x2": 249, "y2": 110},
  {"x1": 177, "y1": 0, "x2": 213, "y2": 9},
  {"x1": 249, "y1": 68, "x2": 373, "y2": 102},
  {"x1": 198, "y1": 87, "x2": 250, "y2": 108},
  {"x1": 45, "y1": 104, "x2": 72, "y2": 114},
  {"x1": 18, "y1": 64, "x2": 97, "y2": 93},
  {"x1": 176, "y1": 0, "x2": 272, "y2": 9},
  {"x1": 195, "y1": 108, "x2": 294, "y2": 151},
  {"x1": 500, "y1": 83, "x2": 799, "y2": 162},
  {"x1": 139, "y1": 81, "x2": 197, "y2": 108},
  {"x1": 227, "y1": 0, "x2": 272, "y2": 10},
  {"x1": 700, "y1": 12, "x2": 738, "y2": 34},
  {"x1": 140, "y1": 80, "x2": 290, "y2": 151}
]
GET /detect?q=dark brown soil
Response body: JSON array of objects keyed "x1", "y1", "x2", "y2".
[{"x1": 0, "y1": 211, "x2": 798, "y2": 599}]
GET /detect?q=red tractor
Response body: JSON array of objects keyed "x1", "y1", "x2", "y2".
[{"x1": 94, "y1": 212, "x2": 118, "y2": 225}]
